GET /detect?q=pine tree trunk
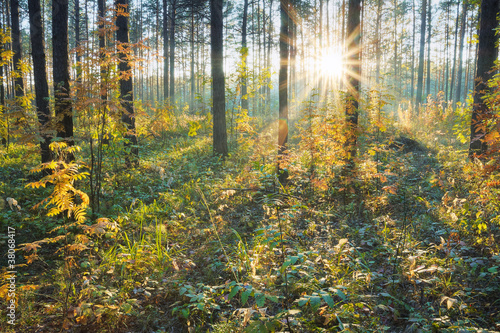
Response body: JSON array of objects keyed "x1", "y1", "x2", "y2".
[
  {"x1": 163, "y1": 0, "x2": 169, "y2": 100},
  {"x1": 449, "y1": 0, "x2": 460, "y2": 101},
  {"x1": 454, "y1": 2, "x2": 467, "y2": 106},
  {"x1": 1, "y1": 13, "x2": 6, "y2": 146},
  {"x1": 28, "y1": 0, "x2": 51, "y2": 162},
  {"x1": 211, "y1": 0, "x2": 228, "y2": 156},
  {"x1": 241, "y1": 0, "x2": 249, "y2": 113},
  {"x1": 75, "y1": 0, "x2": 81, "y2": 82},
  {"x1": 415, "y1": 0, "x2": 427, "y2": 107},
  {"x1": 190, "y1": 2, "x2": 195, "y2": 111},
  {"x1": 344, "y1": 0, "x2": 361, "y2": 170},
  {"x1": 10, "y1": 0, "x2": 23, "y2": 97},
  {"x1": 53, "y1": 0, "x2": 74, "y2": 159},
  {"x1": 375, "y1": 0, "x2": 382, "y2": 84},
  {"x1": 169, "y1": 0, "x2": 176, "y2": 101},
  {"x1": 266, "y1": 0, "x2": 273, "y2": 107},
  {"x1": 98, "y1": 0, "x2": 106, "y2": 101},
  {"x1": 425, "y1": 0, "x2": 432, "y2": 97},
  {"x1": 278, "y1": 0, "x2": 289, "y2": 184},
  {"x1": 116, "y1": 0, "x2": 139, "y2": 167},
  {"x1": 469, "y1": 0, "x2": 499, "y2": 158}
]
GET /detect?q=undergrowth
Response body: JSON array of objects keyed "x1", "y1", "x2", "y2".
[{"x1": 1, "y1": 98, "x2": 500, "y2": 333}]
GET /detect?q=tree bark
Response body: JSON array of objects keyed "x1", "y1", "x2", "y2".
[
  {"x1": 449, "y1": 0, "x2": 460, "y2": 101},
  {"x1": 75, "y1": 0, "x2": 82, "y2": 82},
  {"x1": 211, "y1": 0, "x2": 228, "y2": 156},
  {"x1": 469, "y1": 0, "x2": 499, "y2": 158},
  {"x1": 28, "y1": 0, "x2": 51, "y2": 162},
  {"x1": 425, "y1": 0, "x2": 432, "y2": 97},
  {"x1": 415, "y1": 0, "x2": 427, "y2": 107},
  {"x1": 53, "y1": 0, "x2": 74, "y2": 159},
  {"x1": 375, "y1": 0, "x2": 383, "y2": 84},
  {"x1": 169, "y1": 0, "x2": 176, "y2": 101},
  {"x1": 454, "y1": 1, "x2": 467, "y2": 106},
  {"x1": 241, "y1": 0, "x2": 249, "y2": 113},
  {"x1": 411, "y1": 0, "x2": 415, "y2": 100},
  {"x1": 98, "y1": 0, "x2": 106, "y2": 101},
  {"x1": 163, "y1": 0, "x2": 169, "y2": 100},
  {"x1": 278, "y1": 0, "x2": 289, "y2": 184},
  {"x1": 10, "y1": 0, "x2": 23, "y2": 97},
  {"x1": 1, "y1": 11, "x2": 6, "y2": 146},
  {"x1": 116, "y1": 0, "x2": 139, "y2": 167},
  {"x1": 344, "y1": 0, "x2": 361, "y2": 170}
]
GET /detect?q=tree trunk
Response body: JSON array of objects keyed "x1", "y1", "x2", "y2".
[
  {"x1": 241, "y1": 0, "x2": 249, "y2": 113},
  {"x1": 75, "y1": 0, "x2": 82, "y2": 82},
  {"x1": 266, "y1": 0, "x2": 273, "y2": 107},
  {"x1": 375, "y1": 0, "x2": 383, "y2": 84},
  {"x1": 53, "y1": 0, "x2": 74, "y2": 159},
  {"x1": 28, "y1": 0, "x2": 51, "y2": 162},
  {"x1": 116, "y1": 0, "x2": 139, "y2": 167},
  {"x1": 98, "y1": 0, "x2": 106, "y2": 101},
  {"x1": 169, "y1": 0, "x2": 176, "y2": 101},
  {"x1": 0, "y1": 14, "x2": 6, "y2": 146},
  {"x1": 425, "y1": 0, "x2": 432, "y2": 97},
  {"x1": 10, "y1": 0, "x2": 23, "y2": 97},
  {"x1": 415, "y1": 0, "x2": 427, "y2": 107},
  {"x1": 344, "y1": 0, "x2": 361, "y2": 170},
  {"x1": 469, "y1": 0, "x2": 499, "y2": 158},
  {"x1": 450, "y1": 0, "x2": 460, "y2": 101},
  {"x1": 411, "y1": 0, "x2": 415, "y2": 100},
  {"x1": 211, "y1": 0, "x2": 228, "y2": 156},
  {"x1": 278, "y1": 0, "x2": 289, "y2": 184},
  {"x1": 163, "y1": 0, "x2": 169, "y2": 100},
  {"x1": 190, "y1": 1, "x2": 195, "y2": 111},
  {"x1": 393, "y1": 0, "x2": 398, "y2": 87},
  {"x1": 454, "y1": 1, "x2": 467, "y2": 106}
]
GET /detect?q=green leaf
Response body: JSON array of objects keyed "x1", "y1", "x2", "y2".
[
  {"x1": 228, "y1": 286, "x2": 242, "y2": 300},
  {"x1": 322, "y1": 294, "x2": 335, "y2": 308},
  {"x1": 256, "y1": 292, "x2": 266, "y2": 307},
  {"x1": 241, "y1": 289, "x2": 251, "y2": 306},
  {"x1": 265, "y1": 294, "x2": 279, "y2": 303},
  {"x1": 298, "y1": 297, "x2": 309, "y2": 307},
  {"x1": 310, "y1": 296, "x2": 321, "y2": 311},
  {"x1": 121, "y1": 302, "x2": 133, "y2": 314},
  {"x1": 332, "y1": 288, "x2": 347, "y2": 301}
]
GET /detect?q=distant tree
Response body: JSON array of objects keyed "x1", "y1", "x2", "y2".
[
  {"x1": 278, "y1": 0, "x2": 289, "y2": 184},
  {"x1": 211, "y1": 0, "x2": 228, "y2": 156},
  {"x1": 241, "y1": 0, "x2": 249, "y2": 114},
  {"x1": 415, "y1": 0, "x2": 427, "y2": 107},
  {"x1": 469, "y1": 0, "x2": 499, "y2": 158},
  {"x1": 28, "y1": 0, "x2": 51, "y2": 162},
  {"x1": 75, "y1": 0, "x2": 82, "y2": 82},
  {"x1": 52, "y1": 0, "x2": 74, "y2": 159},
  {"x1": 116, "y1": 0, "x2": 139, "y2": 167},
  {"x1": 98, "y1": 0, "x2": 107, "y2": 101},
  {"x1": 425, "y1": 0, "x2": 432, "y2": 97},
  {"x1": 169, "y1": 0, "x2": 177, "y2": 101},
  {"x1": 454, "y1": 0, "x2": 468, "y2": 106},
  {"x1": 449, "y1": 0, "x2": 460, "y2": 101},
  {"x1": 163, "y1": 0, "x2": 169, "y2": 99},
  {"x1": 10, "y1": 0, "x2": 24, "y2": 97},
  {"x1": 344, "y1": 0, "x2": 361, "y2": 170},
  {"x1": 375, "y1": 0, "x2": 383, "y2": 84}
]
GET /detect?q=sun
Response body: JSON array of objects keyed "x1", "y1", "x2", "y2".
[{"x1": 319, "y1": 48, "x2": 344, "y2": 78}]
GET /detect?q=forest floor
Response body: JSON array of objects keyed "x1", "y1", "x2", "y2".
[{"x1": 1, "y1": 112, "x2": 500, "y2": 332}]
